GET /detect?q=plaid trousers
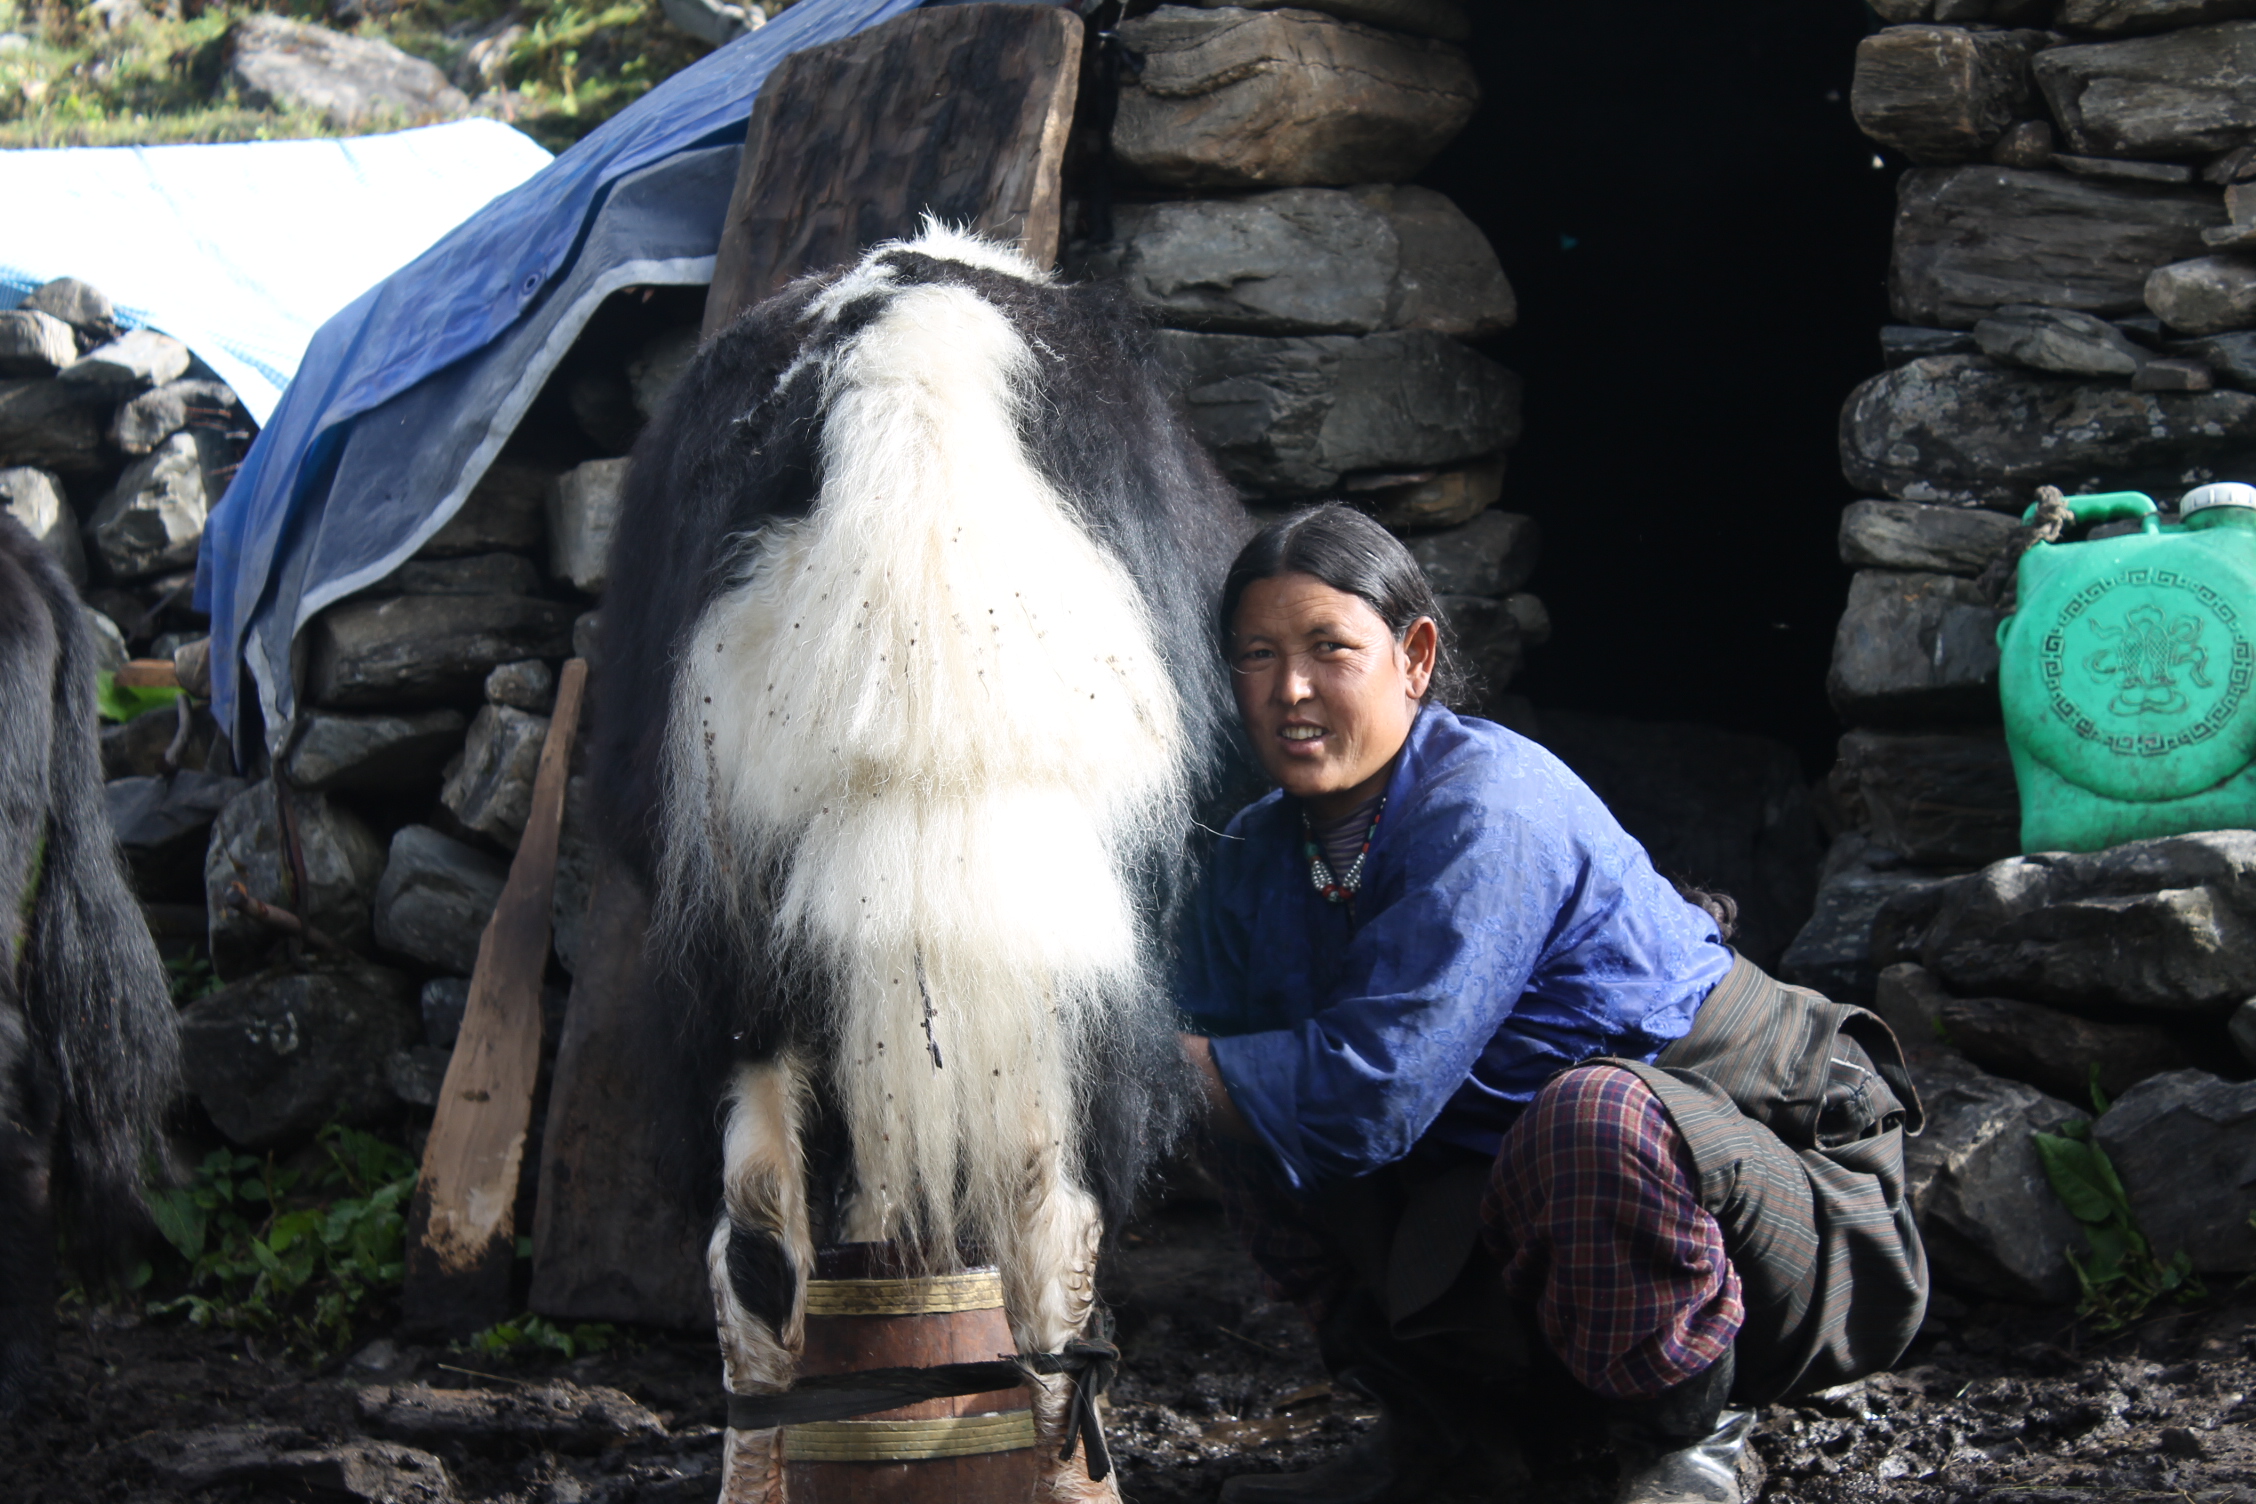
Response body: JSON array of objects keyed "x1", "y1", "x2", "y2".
[{"x1": 1206, "y1": 1064, "x2": 1743, "y2": 1400}]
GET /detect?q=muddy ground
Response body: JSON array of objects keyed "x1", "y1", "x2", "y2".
[{"x1": 11, "y1": 1201, "x2": 2256, "y2": 1503}]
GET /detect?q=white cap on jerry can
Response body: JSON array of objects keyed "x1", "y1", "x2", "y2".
[{"x1": 2181, "y1": 482, "x2": 2256, "y2": 515}]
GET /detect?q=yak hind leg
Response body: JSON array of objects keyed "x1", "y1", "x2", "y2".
[
  {"x1": 1001, "y1": 1154, "x2": 1117, "y2": 1504},
  {"x1": 711, "y1": 1056, "x2": 814, "y2": 1504}
]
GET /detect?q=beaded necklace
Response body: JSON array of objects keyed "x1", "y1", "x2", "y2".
[{"x1": 1301, "y1": 797, "x2": 1385, "y2": 905}]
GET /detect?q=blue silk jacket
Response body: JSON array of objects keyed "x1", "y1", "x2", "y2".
[{"x1": 1179, "y1": 705, "x2": 1734, "y2": 1192}]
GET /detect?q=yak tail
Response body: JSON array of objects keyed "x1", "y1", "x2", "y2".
[{"x1": 0, "y1": 520, "x2": 177, "y2": 1266}]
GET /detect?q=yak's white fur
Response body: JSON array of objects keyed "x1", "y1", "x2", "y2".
[{"x1": 663, "y1": 232, "x2": 1186, "y2": 1259}]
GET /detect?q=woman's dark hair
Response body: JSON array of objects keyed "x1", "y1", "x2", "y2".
[{"x1": 1218, "y1": 503, "x2": 1469, "y2": 707}]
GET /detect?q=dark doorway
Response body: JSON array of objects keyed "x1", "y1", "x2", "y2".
[{"x1": 1420, "y1": 1, "x2": 1893, "y2": 776}]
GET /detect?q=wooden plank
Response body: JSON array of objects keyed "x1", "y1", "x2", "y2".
[
  {"x1": 701, "y1": 2, "x2": 1083, "y2": 336},
  {"x1": 528, "y1": 860, "x2": 712, "y2": 1329},
  {"x1": 403, "y1": 657, "x2": 588, "y2": 1336},
  {"x1": 113, "y1": 658, "x2": 179, "y2": 689}
]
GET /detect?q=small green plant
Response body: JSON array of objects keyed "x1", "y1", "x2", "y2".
[
  {"x1": 94, "y1": 670, "x2": 183, "y2": 724},
  {"x1": 143, "y1": 1123, "x2": 418, "y2": 1355},
  {"x1": 464, "y1": 1310, "x2": 620, "y2": 1361},
  {"x1": 2031, "y1": 1072, "x2": 2206, "y2": 1332},
  {"x1": 164, "y1": 949, "x2": 225, "y2": 1004}
]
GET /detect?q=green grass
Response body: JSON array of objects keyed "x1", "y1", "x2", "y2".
[
  {"x1": 0, "y1": 0, "x2": 718, "y2": 151},
  {"x1": 141, "y1": 1123, "x2": 421, "y2": 1357}
]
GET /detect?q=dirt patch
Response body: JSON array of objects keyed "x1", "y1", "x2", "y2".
[{"x1": 11, "y1": 1203, "x2": 2256, "y2": 1502}]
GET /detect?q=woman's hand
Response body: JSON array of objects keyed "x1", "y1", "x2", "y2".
[{"x1": 1179, "y1": 1033, "x2": 1257, "y2": 1141}]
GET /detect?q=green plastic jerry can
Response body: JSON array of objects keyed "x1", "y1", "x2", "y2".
[{"x1": 1998, "y1": 483, "x2": 2256, "y2": 853}]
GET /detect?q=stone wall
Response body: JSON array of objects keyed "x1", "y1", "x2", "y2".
[
  {"x1": 1080, "y1": 0, "x2": 1546, "y2": 710},
  {"x1": 1784, "y1": 3, "x2": 2256, "y2": 1294},
  {"x1": 1785, "y1": 3, "x2": 2256, "y2": 1007}
]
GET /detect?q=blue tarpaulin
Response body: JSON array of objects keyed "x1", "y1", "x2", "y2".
[{"x1": 193, "y1": 0, "x2": 928, "y2": 748}]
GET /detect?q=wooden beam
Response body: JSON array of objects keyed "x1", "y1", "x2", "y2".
[
  {"x1": 403, "y1": 657, "x2": 587, "y2": 1336},
  {"x1": 528, "y1": 863, "x2": 712, "y2": 1330},
  {"x1": 113, "y1": 658, "x2": 179, "y2": 689},
  {"x1": 701, "y1": 2, "x2": 1083, "y2": 337}
]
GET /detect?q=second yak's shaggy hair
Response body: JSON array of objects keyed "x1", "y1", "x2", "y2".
[
  {"x1": 0, "y1": 512, "x2": 178, "y2": 1418},
  {"x1": 593, "y1": 221, "x2": 1247, "y2": 1267}
]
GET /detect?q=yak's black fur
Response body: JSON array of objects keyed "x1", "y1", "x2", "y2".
[
  {"x1": 591, "y1": 247, "x2": 1249, "y2": 1247},
  {"x1": 0, "y1": 514, "x2": 178, "y2": 1416}
]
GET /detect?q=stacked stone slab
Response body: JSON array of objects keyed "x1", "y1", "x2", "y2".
[
  {"x1": 1782, "y1": 3, "x2": 2256, "y2": 1301},
  {"x1": 1085, "y1": 0, "x2": 1546, "y2": 704},
  {"x1": 1785, "y1": 3, "x2": 2256, "y2": 1012}
]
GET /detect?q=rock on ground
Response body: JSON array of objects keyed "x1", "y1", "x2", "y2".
[
  {"x1": 1829, "y1": 728, "x2": 2020, "y2": 867},
  {"x1": 373, "y1": 824, "x2": 508, "y2": 975},
  {"x1": 178, "y1": 963, "x2": 420, "y2": 1150},
  {"x1": 2148, "y1": 254, "x2": 2256, "y2": 336},
  {"x1": 2036, "y1": 22, "x2": 2256, "y2": 161},
  {"x1": 1938, "y1": 991, "x2": 2195, "y2": 1100},
  {"x1": 357, "y1": 1382, "x2": 665, "y2": 1453},
  {"x1": 1, "y1": 464, "x2": 84, "y2": 584},
  {"x1": 420, "y1": 977, "x2": 469, "y2": 1048},
  {"x1": 0, "y1": 308, "x2": 80, "y2": 376},
  {"x1": 285, "y1": 709, "x2": 468, "y2": 793},
  {"x1": 135, "y1": 1425, "x2": 451, "y2": 1504},
  {"x1": 203, "y1": 783, "x2": 386, "y2": 974},
  {"x1": 84, "y1": 429, "x2": 229, "y2": 580},
  {"x1": 1974, "y1": 304, "x2": 2153, "y2": 376},
  {"x1": 547, "y1": 458, "x2": 628, "y2": 595},
  {"x1": 1839, "y1": 354, "x2": 2256, "y2": 507},
  {"x1": 1904, "y1": 1052, "x2": 2086, "y2": 1303},
  {"x1": 1890, "y1": 166, "x2": 2219, "y2": 328},
  {"x1": 2096, "y1": 1069, "x2": 2256, "y2": 1272},
  {"x1": 1838, "y1": 498, "x2": 2018, "y2": 576},
  {"x1": 1525, "y1": 710, "x2": 1823, "y2": 969},
  {"x1": 440, "y1": 703, "x2": 550, "y2": 849},
  {"x1": 1828, "y1": 568, "x2": 2003, "y2": 727},
  {"x1": 1088, "y1": 186, "x2": 1513, "y2": 338},
  {"x1": 1113, "y1": 5, "x2": 1478, "y2": 189},
  {"x1": 225, "y1": 14, "x2": 469, "y2": 130},
  {"x1": 309, "y1": 593, "x2": 576, "y2": 708},
  {"x1": 1185, "y1": 0, "x2": 1472, "y2": 37},
  {"x1": 1888, "y1": 829, "x2": 2256, "y2": 1015},
  {"x1": 1850, "y1": 24, "x2": 2046, "y2": 164},
  {"x1": 1161, "y1": 329, "x2": 1519, "y2": 495},
  {"x1": 0, "y1": 377, "x2": 111, "y2": 475},
  {"x1": 418, "y1": 462, "x2": 549, "y2": 557},
  {"x1": 107, "y1": 771, "x2": 248, "y2": 901}
]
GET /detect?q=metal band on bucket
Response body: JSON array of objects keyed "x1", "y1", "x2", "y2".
[
  {"x1": 782, "y1": 1410, "x2": 1037, "y2": 1461},
  {"x1": 803, "y1": 1268, "x2": 1004, "y2": 1317}
]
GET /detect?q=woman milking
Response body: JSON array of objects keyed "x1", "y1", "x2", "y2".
[{"x1": 1177, "y1": 505, "x2": 1927, "y2": 1504}]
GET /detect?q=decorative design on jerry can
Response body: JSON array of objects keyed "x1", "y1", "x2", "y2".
[{"x1": 1997, "y1": 483, "x2": 2256, "y2": 853}]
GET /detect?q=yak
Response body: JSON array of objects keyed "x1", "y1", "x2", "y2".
[
  {"x1": 591, "y1": 224, "x2": 1249, "y2": 1501},
  {"x1": 0, "y1": 512, "x2": 178, "y2": 1418}
]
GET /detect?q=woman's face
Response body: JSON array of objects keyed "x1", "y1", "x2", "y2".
[{"x1": 1229, "y1": 572, "x2": 1436, "y2": 821}]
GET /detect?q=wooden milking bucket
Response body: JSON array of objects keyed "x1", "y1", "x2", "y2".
[{"x1": 784, "y1": 1244, "x2": 1038, "y2": 1503}]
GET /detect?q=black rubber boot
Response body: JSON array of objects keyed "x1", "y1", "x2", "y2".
[
  {"x1": 1605, "y1": 1347, "x2": 1753, "y2": 1504},
  {"x1": 1218, "y1": 1299, "x2": 1473, "y2": 1504}
]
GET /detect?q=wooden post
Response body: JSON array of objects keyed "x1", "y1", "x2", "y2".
[
  {"x1": 528, "y1": 862, "x2": 712, "y2": 1329},
  {"x1": 403, "y1": 657, "x2": 587, "y2": 1336},
  {"x1": 700, "y1": 2, "x2": 1084, "y2": 336}
]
